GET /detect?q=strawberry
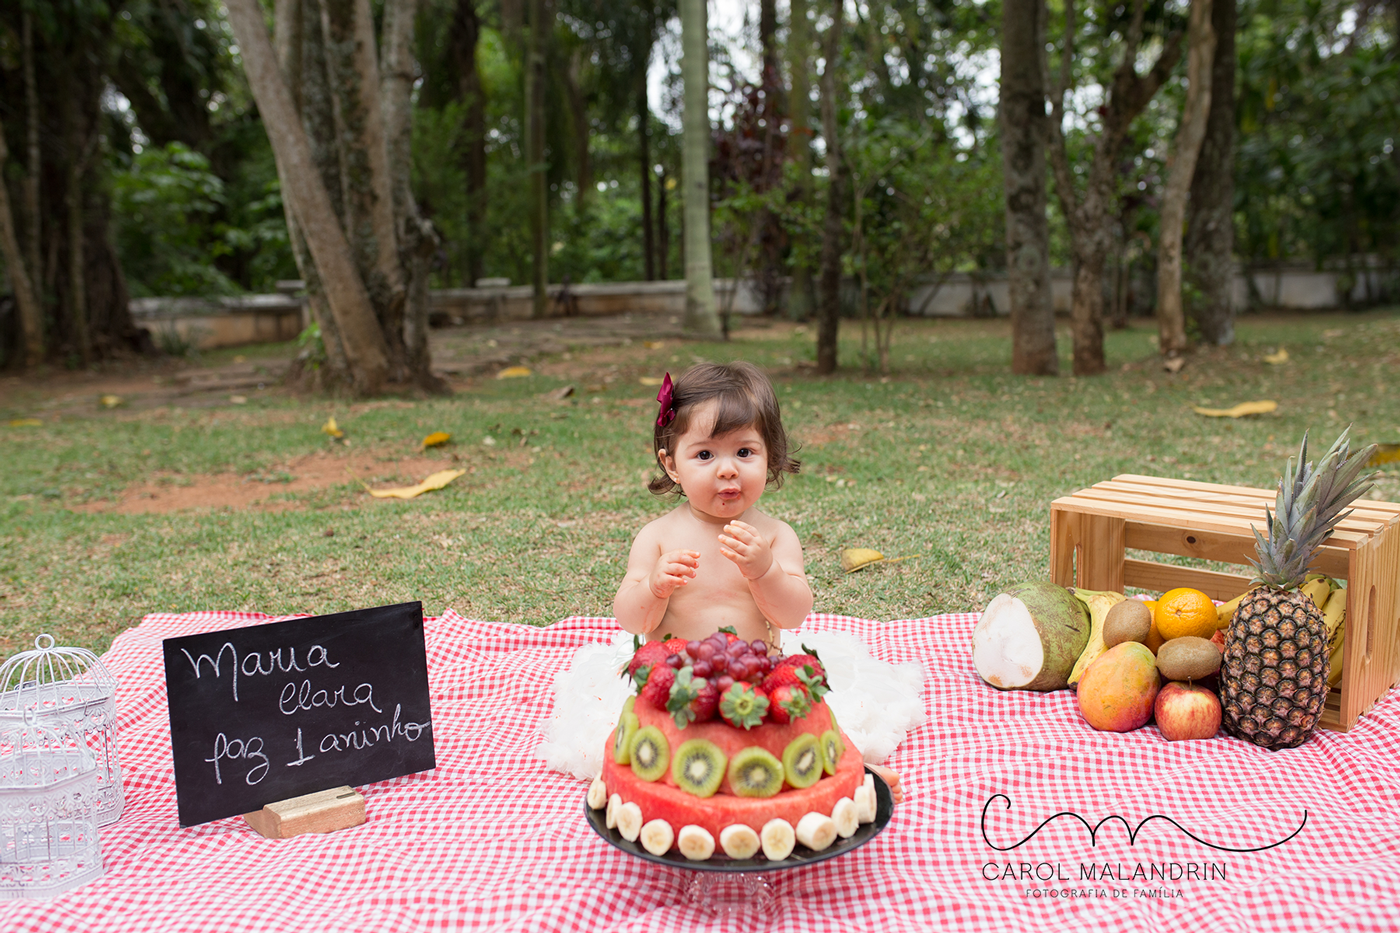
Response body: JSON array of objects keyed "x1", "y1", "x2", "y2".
[
  {"x1": 718, "y1": 682, "x2": 770, "y2": 729},
  {"x1": 661, "y1": 637, "x2": 691, "y2": 658},
  {"x1": 667, "y1": 667, "x2": 719, "y2": 728},
  {"x1": 627, "y1": 640, "x2": 671, "y2": 680},
  {"x1": 767, "y1": 683, "x2": 812, "y2": 725},
  {"x1": 778, "y1": 645, "x2": 826, "y2": 680},
  {"x1": 760, "y1": 664, "x2": 804, "y2": 695},
  {"x1": 639, "y1": 664, "x2": 676, "y2": 709}
]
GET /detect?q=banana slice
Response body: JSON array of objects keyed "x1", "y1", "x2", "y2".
[
  {"x1": 863, "y1": 773, "x2": 875, "y2": 795},
  {"x1": 832, "y1": 797, "x2": 859, "y2": 838},
  {"x1": 795, "y1": 812, "x2": 837, "y2": 851},
  {"x1": 760, "y1": 818, "x2": 796, "y2": 861},
  {"x1": 639, "y1": 819, "x2": 674, "y2": 856},
  {"x1": 854, "y1": 784, "x2": 878, "y2": 823},
  {"x1": 719, "y1": 824, "x2": 761, "y2": 859},
  {"x1": 616, "y1": 802, "x2": 643, "y2": 842},
  {"x1": 586, "y1": 777, "x2": 608, "y2": 810},
  {"x1": 605, "y1": 793, "x2": 621, "y2": 829},
  {"x1": 677, "y1": 824, "x2": 715, "y2": 860}
]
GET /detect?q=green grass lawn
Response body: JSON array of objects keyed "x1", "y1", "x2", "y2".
[{"x1": 3, "y1": 308, "x2": 1398, "y2": 656}]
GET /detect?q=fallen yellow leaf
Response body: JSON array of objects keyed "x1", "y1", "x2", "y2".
[
  {"x1": 497, "y1": 366, "x2": 533, "y2": 379},
  {"x1": 366, "y1": 469, "x2": 466, "y2": 499},
  {"x1": 1192, "y1": 400, "x2": 1278, "y2": 418},
  {"x1": 1263, "y1": 348, "x2": 1289, "y2": 364},
  {"x1": 840, "y1": 548, "x2": 886, "y2": 573},
  {"x1": 1367, "y1": 443, "x2": 1400, "y2": 467},
  {"x1": 644, "y1": 341, "x2": 665, "y2": 350},
  {"x1": 100, "y1": 395, "x2": 122, "y2": 408},
  {"x1": 8, "y1": 418, "x2": 41, "y2": 427},
  {"x1": 321, "y1": 416, "x2": 345, "y2": 438},
  {"x1": 422, "y1": 431, "x2": 451, "y2": 449},
  {"x1": 639, "y1": 376, "x2": 664, "y2": 386}
]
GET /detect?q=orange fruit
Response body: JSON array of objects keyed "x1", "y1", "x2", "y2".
[{"x1": 1154, "y1": 588, "x2": 1218, "y2": 641}]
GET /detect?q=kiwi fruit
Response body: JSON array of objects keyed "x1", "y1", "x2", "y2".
[
  {"x1": 612, "y1": 711, "x2": 639, "y2": 765},
  {"x1": 1156, "y1": 636, "x2": 1222, "y2": 681},
  {"x1": 671, "y1": 739, "x2": 727, "y2": 798},
  {"x1": 818, "y1": 729, "x2": 844, "y2": 776},
  {"x1": 727, "y1": 747, "x2": 784, "y2": 798},
  {"x1": 782, "y1": 734, "x2": 823, "y2": 789},
  {"x1": 629, "y1": 725, "x2": 670, "y2": 782},
  {"x1": 1103, "y1": 600, "x2": 1154, "y2": 648},
  {"x1": 621, "y1": 695, "x2": 636, "y2": 718}
]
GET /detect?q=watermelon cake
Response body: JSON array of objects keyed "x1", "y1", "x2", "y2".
[{"x1": 585, "y1": 632, "x2": 879, "y2": 861}]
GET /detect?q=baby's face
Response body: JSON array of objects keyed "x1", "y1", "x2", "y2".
[{"x1": 661, "y1": 400, "x2": 768, "y2": 522}]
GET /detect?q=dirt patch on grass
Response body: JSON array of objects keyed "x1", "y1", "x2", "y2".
[{"x1": 70, "y1": 449, "x2": 458, "y2": 514}]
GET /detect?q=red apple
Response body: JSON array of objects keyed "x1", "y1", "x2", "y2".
[{"x1": 1154, "y1": 681, "x2": 1222, "y2": 741}]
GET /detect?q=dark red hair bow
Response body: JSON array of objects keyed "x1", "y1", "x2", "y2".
[{"x1": 655, "y1": 372, "x2": 676, "y2": 427}]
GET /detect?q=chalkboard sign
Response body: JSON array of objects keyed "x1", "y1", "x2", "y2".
[{"x1": 163, "y1": 601, "x2": 435, "y2": 827}]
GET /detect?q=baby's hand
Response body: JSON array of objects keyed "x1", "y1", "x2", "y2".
[
  {"x1": 718, "y1": 521, "x2": 773, "y2": 580},
  {"x1": 650, "y1": 549, "x2": 700, "y2": 598}
]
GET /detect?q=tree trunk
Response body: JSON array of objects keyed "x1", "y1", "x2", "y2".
[
  {"x1": 0, "y1": 122, "x2": 43, "y2": 367},
  {"x1": 382, "y1": 0, "x2": 447, "y2": 392},
  {"x1": 1048, "y1": 0, "x2": 1183, "y2": 375},
  {"x1": 1157, "y1": 0, "x2": 1215, "y2": 358},
  {"x1": 786, "y1": 0, "x2": 814, "y2": 321},
  {"x1": 64, "y1": 91, "x2": 92, "y2": 366},
  {"x1": 1186, "y1": 0, "x2": 1237, "y2": 346},
  {"x1": 320, "y1": 0, "x2": 406, "y2": 345},
  {"x1": 1000, "y1": 0, "x2": 1057, "y2": 375},
  {"x1": 21, "y1": 9, "x2": 42, "y2": 329},
  {"x1": 226, "y1": 0, "x2": 389, "y2": 394},
  {"x1": 815, "y1": 0, "x2": 845, "y2": 375},
  {"x1": 658, "y1": 167, "x2": 670, "y2": 279},
  {"x1": 680, "y1": 0, "x2": 721, "y2": 337},
  {"x1": 451, "y1": 0, "x2": 487, "y2": 287},
  {"x1": 639, "y1": 72, "x2": 655, "y2": 281},
  {"x1": 525, "y1": 0, "x2": 549, "y2": 318}
]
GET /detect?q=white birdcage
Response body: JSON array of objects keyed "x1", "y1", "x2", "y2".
[
  {"x1": 0, "y1": 711, "x2": 104, "y2": 898},
  {"x1": 0, "y1": 635, "x2": 123, "y2": 826}
]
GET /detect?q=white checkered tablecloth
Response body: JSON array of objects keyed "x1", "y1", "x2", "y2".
[{"x1": 4, "y1": 609, "x2": 1400, "y2": 932}]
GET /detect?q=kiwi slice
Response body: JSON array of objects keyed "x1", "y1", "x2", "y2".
[
  {"x1": 671, "y1": 739, "x2": 727, "y2": 798},
  {"x1": 782, "y1": 734, "x2": 822, "y2": 789},
  {"x1": 612, "y1": 711, "x2": 640, "y2": 765},
  {"x1": 621, "y1": 695, "x2": 636, "y2": 718},
  {"x1": 629, "y1": 725, "x2": 670, "y2": 782},
  {"x1": 727, "y1": 747, "x2": 784, "y2": 798},
  {"x1": 818, "y1": 729, "x2": 844, "y2": 776}
]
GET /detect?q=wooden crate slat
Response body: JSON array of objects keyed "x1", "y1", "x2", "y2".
[
  {"x1": 1071, "y1": 488, "x2": 1385, "y2": 538},
  {"x1": 1109, "y1": 474, "x2": 1400, "y2": 521},
  {"x1": 1121, "y1": 559, "x2": 1252, "y2": 600},
  {"x1": 1052, "y1": 494, "x2": 1374, "y2": 548}
]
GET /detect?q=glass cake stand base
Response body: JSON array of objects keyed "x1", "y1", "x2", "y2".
[{"x1": 678, "y1": 870, "x2": 778, "y2": 917}]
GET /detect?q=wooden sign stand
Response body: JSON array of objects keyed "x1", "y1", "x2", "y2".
[{"x1": 243, "y1": 786, "x2": 366, "y2": 839}]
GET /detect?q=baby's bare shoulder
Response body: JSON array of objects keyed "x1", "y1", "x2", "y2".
[{"x1": 743, "y1": 509, "x2": 798, "y2": 541}]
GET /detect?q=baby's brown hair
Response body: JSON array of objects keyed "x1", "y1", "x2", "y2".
[{"x1": 650, "y1": 361, "x2": 799, "y2": 496}]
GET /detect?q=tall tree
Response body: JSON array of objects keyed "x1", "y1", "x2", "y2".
[
  {"x1": 1000, "y1": 0, "x2": 1056, "y2": 375},
  {"x1": 786, "y1": 0, "x2": 815, "y2": 321},
  {"x1": 450, "y1": 0, "x2": 489, "y2": 288},
  {"x1": 227, "y1": 0, "x2": 410, "y2": 395},
  {"x1": 815, "y1": 0, "x2": 846, "y2": 373},
  {"x1": 0, "y1": 122, "x2": 43, "y2": 366},
  {"x1": 680, "y1": 0, "x2": 721, "y2": 336},
  {"x1": 524, "y1": 0, "x2": 549, "y2": 317},
  {"x1": 1047, "y1": 0, "x2": 1184, "y2": 375},
  {"x1": 1156, "y1": 0, "x2": 1216, "y2": 358},
  {"x1": 1185, "y1": 0, "x2": 1237, "y2": 346}
]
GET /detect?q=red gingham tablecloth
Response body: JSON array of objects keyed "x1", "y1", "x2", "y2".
[{"x1": 5, "y1": 609, "x2": 1400, "y2": 932}]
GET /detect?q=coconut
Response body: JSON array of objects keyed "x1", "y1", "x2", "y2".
[{"x1": 972, "y1": 581, "x2": 1091, "y2": 691}]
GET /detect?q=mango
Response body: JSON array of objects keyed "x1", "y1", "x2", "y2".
[{"x1": 1076, "y1": 642, "x2": 1160, "y2": 732}]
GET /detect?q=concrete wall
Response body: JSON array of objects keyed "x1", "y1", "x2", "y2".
[{"x1": 128, "y1": 263, "x2": 1394, "y2": 350}]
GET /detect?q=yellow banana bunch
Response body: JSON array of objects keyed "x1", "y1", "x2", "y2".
[
  {"x1": 1216, "y1": 592, "x2": 1247, "y2": 629},
  {"x1": 1300, "y1": 576, "x2": 1333, "y2": 612},
  {"x1": 1067, "y1": 588, "x2": 1127, "y2": 686},
  {"x1": 1323, "y1": 585, "x2": 1347, "y2": 686}
]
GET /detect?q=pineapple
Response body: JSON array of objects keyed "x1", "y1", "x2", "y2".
[{"x1": 1221, "y1": 428, "x2": 1376, "y2": 749}]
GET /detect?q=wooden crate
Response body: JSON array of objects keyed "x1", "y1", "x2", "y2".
[{"x1": 1050, "y1": 474, "x2": 1400, "y2": 731}]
